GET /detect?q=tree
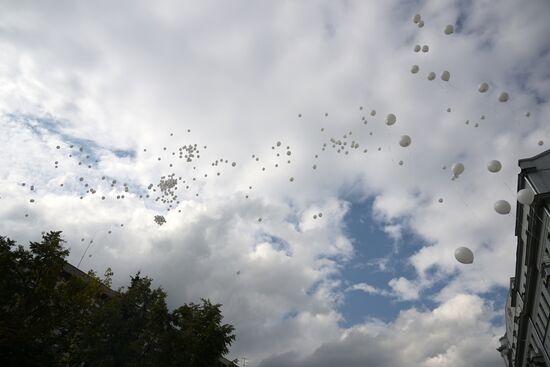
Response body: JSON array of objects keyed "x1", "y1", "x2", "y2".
[{"x1": 0, "y1": 231, "x2": 236, "y2": 367}]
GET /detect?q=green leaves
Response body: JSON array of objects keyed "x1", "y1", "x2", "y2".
[{"x1": 0, "y1": 231, "x2": 236, "y2": 367}]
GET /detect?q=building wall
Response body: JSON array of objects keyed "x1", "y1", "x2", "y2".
[{"x1": 500, "y1": 150, "x2": 550, "y2": 367}]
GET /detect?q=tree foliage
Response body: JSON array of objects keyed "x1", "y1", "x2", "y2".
[{"x1": 0, "y1": 231, "x2": 236, "y2": 367}]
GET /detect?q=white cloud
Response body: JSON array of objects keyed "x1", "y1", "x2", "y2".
[
  {"x1": 258, "y1": 294, "x2": 505, "y2": 367},
  {"x1": 0, "y1": 0, "x2": 549, "y2": 365}
]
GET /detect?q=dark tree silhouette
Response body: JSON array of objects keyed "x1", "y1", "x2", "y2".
[{"x1": 0, "y1": 231, "x2": 236, "y2": 367}]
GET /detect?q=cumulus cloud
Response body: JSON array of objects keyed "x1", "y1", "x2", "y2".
[
  {"x1": 0, "y1": 0, "x2": 548, "y2": 365},
  {"x1": 258, "y1": 294, "x2": 505, "y2": 367}
]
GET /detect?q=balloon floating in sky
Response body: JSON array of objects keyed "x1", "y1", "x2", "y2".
[
  {"x1": 422, "y1": 45, "x2": 429, "y2": 52},
  {"x1": 418, "y1": 20, "x2": 424, "y2": 28},
  {"x1": 517, "y1": 188, "x2": 535, "y2": 205},
  {"x1": 455, "y1": 247, "x2": 474, "y2": 264},
  {"x1": 411, "y1": 65, "x2": 419, "y2": 74},
  {"x1": 451, "y1": 163, "x2": 464, "y2": 179},
  {"x1": 399, "y1": 135, "x2": 411, "y2": 147},
  {"x1": 487, "y1": 160, "x2": 502, "y2": 173},
  {"x1": 414, "y1": 45, "x2": 421, "y2": 53},
  {"x1": 385, "y1": 113, "x2": 397, "y2": 126},
  {"x1": 444, "y1": 25, "x2": 454, "y2": 35},
  {"x1": 478, "y1": 82, "x2": 489, "y2": 93},
  {"x1": 441, "y1": 70, "x2": 450, "y2": 81},
  {"x1": 154, "y1": 215, "x2": 166, "y2": 226},
  {"x1": 494, "y1": 200, "x2": 511, "y2": 215},
  {"x1": 413, "y1": 14, "x2": 421, "y2": 24},
  {"x1": 427, "y1": 72, "x2": 436, "y2": 80},
  {"x1": 498, "y1": 92, "x2": 509, "y2": 102},
  {"x1": 538, "y1": 140, "x2": 544, "y2": 146}
]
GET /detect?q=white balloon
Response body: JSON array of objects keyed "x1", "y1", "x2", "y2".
[
  {"x1": 517, "y1": 188, "x2": 535, "y2": 205},
  {"x1": 427, "y1": 72, "x2": 436, "y2": 80},
  {"x1": 441, "y1": 70, "x2": 450, "y2": 81},
  {"x1": 487, "y1": 160, "x2": 502, "y2": 173},
  {"x1": 399, "y1": 135, "x2": 411, "y2": 147},
  {"x1": 478, "y1": 82, "x2": 489, "y2": 93},
  {"x1": 411, "y1": 65, "x2": 419, "y2": 74},
  {"x1": 422, "y1": 45, "x2": 429, "y2": 52},
  {"x1": 454, "y1": 247, "x2": 474, "y2": 264},
  {"x1": 494, "y1": 200, "x2": 511, "y2": 215},
  {"x1": 413, "y1": 14, "x2": 421, "y2": 23},
  {"x1": 414, "y1": 45, "x2": 421, "y2": 52},
  {"x1": 385, "y1": 113, "x2": 397, "y2": 126},
  {"x1": 498, "y1": 92, "x2": 509, "y2": 102},
  {"x1": 451, "y1": 163, "x2": 464, "y2": 178},
  {"x1": 444, "y1": 25, "x2": 454, "y2": 35}
]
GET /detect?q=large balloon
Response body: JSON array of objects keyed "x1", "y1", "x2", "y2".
[
  {"x1": 399, "y1": 135, "x2": 411, "y2": 147},
  {"x1": 385, "y1": 113, "x2": 397, "y2": 126},
  {"x1": 487, "y1": 160, "x2": 502, "y2": 173},
  {"x1": 451, "y1": 163, "x2": 464, "y2": 178},
  {"x1": 494, "y1": 200, "x2": 511, "y2": 214},
  {"x1": 517, "y1": 188, "x2": 534, "y2": 205},
  {"x1": 444, "y1": 25, "x2": 454, "y2": 35},
  {"x1": 455, "y1": 247, "x2": 474, "y2": 264},
  {"x1": 441, "y1": 70, "x2": 450, "y2": 81},
  {"x1": 478, "y1": 82, "x2": 489, "y2": 93}
]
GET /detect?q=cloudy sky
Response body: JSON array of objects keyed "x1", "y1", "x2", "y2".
[{"x1": 1, "y1": 0, "x2": 549, "y2": 365}]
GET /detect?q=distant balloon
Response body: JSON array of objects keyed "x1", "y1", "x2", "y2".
[
  {"x1": 478, "y1": 82, "x2": 489, "y2": 93},
  {"x1": 422, "y1": 45, "x2": 429, "y2": 52},
  {"x1": 418, "y1": 20, "x2": 424, "y2": 28},
  {"x1": 444, "y1": 25, "x2": 454, "y2": 35},
  {"x1": 399, "y1": 135, "x2": 411, "y2": 147},
  {"x1": 385, "y1": 113, "x2": 397, "y2": 126},
  {"x1": 371, "y1": 110, "x2": 376, "y2": 116},
  {"x1": 498, "y1": 92, "x2": 509, "y2": 102},
  {"x1": 398, "y1": 160, "x2": 404, "y2": 166},
  {"x1": 454, "y1": 247, "x2": 474, "y2": 264},
  {"x1": 438, "y1": 198, "x2": 443, "y2": 203},
  {"x1": 487, "y1": 160, "x2": 502, "y2": 173},
  {"x1": 441, "y1": 70, "x2": 450, "y2": 81},
  {"x1": 411, "y1": 65, "x2": 419, "y2": 74},
  {"x1": 414, "y1": 45, "x2": 421, "y2": 52},
  {"x1": 494, "y1": 200, "x2": 511, "y2": 215},
  {"x1": 517, "y1": 188, "x2": 535, "y2": 205},
  {"x1": 413, "y1": 14, "x2": 421, "y2": 23},
  {"x1": 538, "y1": 140, "x2": 544, "y2": 146},
  {"x1": 427, "y1": 72, "x2": 436, "y2": 80},
  {"x1": 451, "y1": 163, "x2": 464, "y2": 178}
]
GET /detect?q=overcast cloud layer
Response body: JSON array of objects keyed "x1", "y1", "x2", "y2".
[{"x1": 1, "y1": 0, "x2": 549, "y2": 365}]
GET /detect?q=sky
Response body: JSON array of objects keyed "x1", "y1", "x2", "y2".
[{"x1": 0, "y1": 0, "x2": 549, "y2": 365}]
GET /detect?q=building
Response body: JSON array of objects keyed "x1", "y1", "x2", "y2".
[{"x1": 499, "y1": 149, "x2": 550, "y2": 366}]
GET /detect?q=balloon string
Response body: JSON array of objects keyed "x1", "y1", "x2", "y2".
[{"x1": 77, "y1": 234, "x2": 96, "y2": 269}]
